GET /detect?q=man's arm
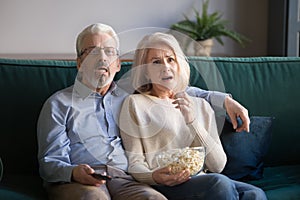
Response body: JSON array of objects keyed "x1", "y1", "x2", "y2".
[
  {"x1": 185, "y1": 86, "x2": 227, "y2": 109},
  {"x1": 186, "y1": 86, "x2": 249, "y2": 132},
  {"x1": 37, "y1": 97, "x2": 74, "y2": 183}
]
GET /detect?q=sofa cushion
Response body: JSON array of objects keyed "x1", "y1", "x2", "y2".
[
  {"x1": 0, "y1": 188, "x2": 34, "y2": 200},
  {"x1": 188, "y1": 57, "x2": 300, "y2": 167},
  {"x1": 0, "y1": 174, "x2": 47, "y2": 199},
  {"x1": 220, "y1": 116, "x2": 273, "y2": 180},
  {"x1": 248, "y1": 164, "x2": 300, "y2": 199},
  {"x1": 0, "y1": 59, "x2": 77, "y2": 176}
]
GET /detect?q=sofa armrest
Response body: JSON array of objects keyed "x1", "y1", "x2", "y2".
[{"x1": 0, "y1": 157, "x2": 2, "y2": 181}]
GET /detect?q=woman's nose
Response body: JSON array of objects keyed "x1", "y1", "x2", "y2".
[{"x1": 162, "y1": 62, "x2": 171, "y2": 72}]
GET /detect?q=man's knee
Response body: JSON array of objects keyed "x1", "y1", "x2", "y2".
[
  {"x1": 80, "y1": 187, "x2": 110, "y2": 200},
  {"x1": 114, "y1": 187, "x2": 167, "y2": 200},
  {"x1": 47, "y1": 182, "x2": 110, "y2": 200}
]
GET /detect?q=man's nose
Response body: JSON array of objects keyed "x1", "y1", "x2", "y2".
[{"x1": 98, "y1": 48, "x2": 108, "y2": 61}]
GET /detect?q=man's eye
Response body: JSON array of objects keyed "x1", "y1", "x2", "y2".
[
  {"x1": 90, "y1": 49, "x2": 99, "y2": 54},
  {"x1": 105, "y1": 50, "x2": 114, "y2": 55},
  {"x1": 106, "y1": 47, "x2": 117, "y2": 54}
]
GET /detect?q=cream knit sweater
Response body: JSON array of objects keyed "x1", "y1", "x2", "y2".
[{"x1": 119, "y1": 94, "x2": 227, "y2": 185}]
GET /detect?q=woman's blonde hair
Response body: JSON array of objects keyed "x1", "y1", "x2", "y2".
[{"x1": 131, "y1": 32, "x2": 190, "y2": 93}]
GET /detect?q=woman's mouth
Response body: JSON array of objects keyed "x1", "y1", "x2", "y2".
[{"x1": 162, "y1": 76, "x2": 173, "y2": 81}]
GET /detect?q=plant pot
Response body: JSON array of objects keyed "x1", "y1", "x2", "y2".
[{"x1": 194, "y1": 39, "x2": 214, "y2": 56}]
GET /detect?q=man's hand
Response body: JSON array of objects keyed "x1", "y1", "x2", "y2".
[
  {"x1": 152, "y1": 166, "x2": 190, "y2": 186},
  {"x1": 72, "y1": 164, "x2": 105, "y2": 187},
  {"x1": 224, "y1": 96, "x2": 250, "y2": 132}
]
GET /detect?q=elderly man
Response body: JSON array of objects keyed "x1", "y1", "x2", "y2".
[{"x1": 37, "y1": 23, "x2": 249, "y2": 200}]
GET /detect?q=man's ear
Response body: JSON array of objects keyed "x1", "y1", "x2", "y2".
[
  {"x1": 76, "y1": 57, "x2": 81, "y2": 70},
  {"x1": 116, "y1": 58, "x2": 121, "y2": 72}
]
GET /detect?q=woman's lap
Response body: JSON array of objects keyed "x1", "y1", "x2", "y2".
[{"x1": 152, "y1": 173, "x2": 266, "y2": 200}]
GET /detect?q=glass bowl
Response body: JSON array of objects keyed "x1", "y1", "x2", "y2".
[{"x1": 156, "y1": 146, "x2": 206, "y2": 176}]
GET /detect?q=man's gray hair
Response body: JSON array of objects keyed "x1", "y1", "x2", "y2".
[{"x1": 76, "y1": 23, "x2": 120, "y2": 57}]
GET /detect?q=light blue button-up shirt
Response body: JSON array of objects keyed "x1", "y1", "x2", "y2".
[
  {"x1": 37, "y1": 78, "x2": 227, "y2": 183},
  {"x1": 37, "y1": 79, "x2": 128, "y2": 182}
]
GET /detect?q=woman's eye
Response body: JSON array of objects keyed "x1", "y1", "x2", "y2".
[
  {"x1": 152, "y1": 60, "x2": 161, "y2": 64},
  {"x1": 168, "y1": 57, "x2": 175, "y2": 63}
]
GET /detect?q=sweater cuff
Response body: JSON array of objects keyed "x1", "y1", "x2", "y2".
[{"x1": 131, "y1": 172, "x2": 157, "y2": 185}]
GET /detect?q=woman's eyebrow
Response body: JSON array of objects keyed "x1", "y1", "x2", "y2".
[{"x1": 150, "y1": 56, "x2": 161, "y2": 60}]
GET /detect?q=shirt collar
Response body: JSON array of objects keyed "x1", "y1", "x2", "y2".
[{"x1": 73, "y1": 78, "x2": 120, "y2": 99}]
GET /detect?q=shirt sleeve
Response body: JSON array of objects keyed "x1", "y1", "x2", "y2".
[
  {"x1": 185, "y1": 86, "x2": 230, "y2": 110},
  {"x1": 37, "y1": 96, "x2": 75, "y2": 183}
]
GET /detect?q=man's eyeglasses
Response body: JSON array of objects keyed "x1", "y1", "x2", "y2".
[{"x1": 79, "y1": 46, "x2": 119, "y2": 57}]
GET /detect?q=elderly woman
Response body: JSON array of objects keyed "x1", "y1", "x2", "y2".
[{"x1": 119, "y1": 32, "x2": 267, "y2": 200}]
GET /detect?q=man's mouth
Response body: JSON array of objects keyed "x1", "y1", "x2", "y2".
[
  {"x1": 95, "y1": 61, "x2": 109, "y2": 73},
  {"x1": 96, "y1": 67, "x2": 108, "y2": 72}
]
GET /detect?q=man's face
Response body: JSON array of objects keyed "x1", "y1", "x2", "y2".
[{"x1": 77, "y1": 33, "x2": 120, "y2": 91}]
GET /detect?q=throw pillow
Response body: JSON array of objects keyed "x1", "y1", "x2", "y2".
[{"x1": 220, "y1": 116, "x2": 274, "y2": 181}]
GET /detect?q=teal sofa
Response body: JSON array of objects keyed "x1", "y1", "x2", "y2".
[{"x1": 0, "y1": 57, "x2": 299, "y2": 199}]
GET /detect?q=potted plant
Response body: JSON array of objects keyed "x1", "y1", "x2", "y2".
[{"x1": 170, "y1": 0, "x2": 249, "y2": 56}]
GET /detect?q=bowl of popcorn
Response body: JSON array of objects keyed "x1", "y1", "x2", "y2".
[{"x1": 156, "y1": 146, "x2": 206, "y2": 176}]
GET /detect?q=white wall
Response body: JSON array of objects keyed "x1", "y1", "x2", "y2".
[{"x1": 0, "y1": 0, "x2": 268, "y2": 59}]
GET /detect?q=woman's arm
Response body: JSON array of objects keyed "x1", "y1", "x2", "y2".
[
  {"x1": 188, "y1": 98, "x2": 227, "y2": 173},
  {"x1": 173, "y1": 92, "x2": 226, "y2": 173},
  {"x1": 119, "y1": 96, "x2": 156, "y2": 185}
]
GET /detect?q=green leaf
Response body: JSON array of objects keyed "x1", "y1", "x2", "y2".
[{"x1": 170, "y1": 0, "x2": 250, "y2": 46}]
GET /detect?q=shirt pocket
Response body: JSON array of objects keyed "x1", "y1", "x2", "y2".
[{"x1": 69, "y1": 112, "x2": 102, "y2": 144}]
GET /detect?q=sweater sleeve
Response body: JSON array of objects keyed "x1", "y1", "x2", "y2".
[
  {"x1": 119, "y1": 96, "x2": 157, "y2": 185},
  {"x1": 187, "y1": 99, "x2": 227, "y2": 173}
]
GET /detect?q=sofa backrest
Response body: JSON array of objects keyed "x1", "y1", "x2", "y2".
[
  {"x1": 0, "y1": 59, "x2": 77, "y2": 176},
  {"x1": 187, "y1": 57, "x2": 300, "y2": 167},
  {"x1": 0, "y1": 57, "x2": 299, "y2": 177}
]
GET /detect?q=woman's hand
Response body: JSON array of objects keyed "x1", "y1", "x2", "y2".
[
  {"x1": 173, "y1": 92, "x2": 195, "y2": 124},
  {"x1": 152, "y1": 166, "x2": 191, "y2": 186},
  {"x1": 72, "y1": 164, "x2": 106, "y2": 187}
]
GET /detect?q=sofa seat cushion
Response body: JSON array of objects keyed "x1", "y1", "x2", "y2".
[
  {"x1": 0, "y1": 188, "x2": 34, "y2": 200},
  {"x1": 248, "y1": 164, "x2": 300, "y2": 200},
  {"x1": 0, "y1": 174, "x2": 47, "y2": 199}
]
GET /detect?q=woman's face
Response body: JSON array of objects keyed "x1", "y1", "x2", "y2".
[{"x1": 145, "y1": 44, "x2": 179, "y2": 97}]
